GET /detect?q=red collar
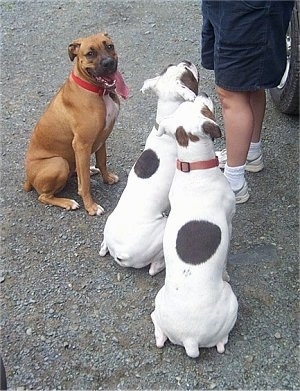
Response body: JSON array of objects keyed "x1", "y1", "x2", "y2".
[
  {"x1": 177, "y1": 156, "x2": 219, "y2": 172},
  {"x1": 71, "y1": 71, "x2": 108, "y2": 95}
]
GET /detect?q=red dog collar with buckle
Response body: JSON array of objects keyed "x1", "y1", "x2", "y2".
[
  {"x1": 177, "y1": 156, "x2": 219, "y2": 172},
  {"x1": 71, "y1": 71, "x2": 108, "y2": 95}
]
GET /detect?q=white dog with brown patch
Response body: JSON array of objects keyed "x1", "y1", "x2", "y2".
[
  {"x1": 99, "y1": 61, "x2": 199, "y2": 275},
  {"x1": 151, "y1": 95, "x2": 238, "y2": 357}
]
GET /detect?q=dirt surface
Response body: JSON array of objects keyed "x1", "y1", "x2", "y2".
[{"x1": 1, "y1": 1, "x2": 299, "y2": 390}]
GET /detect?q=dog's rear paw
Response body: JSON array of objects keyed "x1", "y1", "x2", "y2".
[
  {"x1": 99, "y1": 241, "x2": 108, "y2": 256},
  {"x1": 89, "y1": 166, "x2": 101, "y2": 176},
  {"x1": 216, "y1": 342, "x2": 225, "y2": 354},
  {"x1": 149, "y1": 260, "x2": 165, "y2": 276}
]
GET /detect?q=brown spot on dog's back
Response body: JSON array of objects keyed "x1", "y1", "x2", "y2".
[
  {"x1": 175, "y1": 126, "x2": 199, "y2": 147},
  {"x1": 176, "y1": 220, "x2": 221, "y2": 265},
  {"x1": 202, "y1": 121, "x2": 222, "y2": 139},
  {"x1": 133, "y1": 149, "x2": 160, "y2": 179},
  {"x1": 180, "y1": 69, "x2": 199, "y2": 95},
  {"x1": 201, "y1": 105, "x2": 215, "y2": 121}
]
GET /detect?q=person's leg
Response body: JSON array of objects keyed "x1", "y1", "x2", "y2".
[
  {"x1": 217, "y1": 87, "x2": 253, "y2": 168},
  {"x1": 249, "y1": 89, "x2": 266, "y2": 144},
  {"x1": 216, "y1": 88, "x2": 266, "y2": 160},
  {"x1": 216, "y1": 86, "x2": 254, "y2": 203}
]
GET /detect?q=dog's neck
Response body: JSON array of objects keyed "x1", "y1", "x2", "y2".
[
  {"x1": 155, "y1": 99, "x2": 184, "y2": 125},
  {"x1": 176, "y1": 157, "x2": 219, "y2": 172},
  {"x1": 71, "y1": 71, "x2": 109, "y2": 95},
  {"x1": 177, "y1": 138, "x2": 217, "y2": 164}
]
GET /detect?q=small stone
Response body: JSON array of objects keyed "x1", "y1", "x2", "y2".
[
  {"x1": 0, "y1": 273, "x2": 6, "y2": 283},
  {"x1": 26, "y1": 328, "x2": 33, "y2": 335},
  {"x1": 274, "y1": 332, "x2": 282, "y2": 339}
]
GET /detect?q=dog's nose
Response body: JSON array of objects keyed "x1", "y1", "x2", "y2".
[{"x1": 101, "y1": 57, "x2": 115, "y2": 70}]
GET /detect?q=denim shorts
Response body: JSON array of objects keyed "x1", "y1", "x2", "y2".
[{"x1": 201, "y1": 1, "x2": 294, "y2": 91}]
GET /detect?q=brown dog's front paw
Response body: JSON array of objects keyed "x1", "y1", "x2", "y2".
[
  {"x1": 103, "y1": 172, "x2": 119, "y2": 185},
  {"x1": 86, "y1": 203, "x2": 105, "y2": 216}
]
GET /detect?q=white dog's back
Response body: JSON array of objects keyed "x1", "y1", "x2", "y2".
[{"x1": 151, "y1": 97, "x2": 238, "y2": 357}]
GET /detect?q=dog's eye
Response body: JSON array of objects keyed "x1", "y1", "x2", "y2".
[
  {"x1": 106, "y1": 44, "x2": 114, "y2": 51},
  {"x1": 86, "y1": 50, "x2": 96, "y2": 58}
]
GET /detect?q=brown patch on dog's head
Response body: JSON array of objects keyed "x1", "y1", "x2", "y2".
[
  {"x1": 180, "y1": 68, "x2": 199, "y2": 96},
  {"x1": 202, "y1": 121, "x2": 222, "y2": 139},
  {"x1": 175, "y1": 126, "x2": 200, "y2": 147},
  {"x1": 201, "y1": 105, "x2": 215, "y2": 121}
]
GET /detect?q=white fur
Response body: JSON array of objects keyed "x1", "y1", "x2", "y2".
[
  {"x1": 99, "y1": 62, "x2": 199, "y2": 275},
  {"x1": 151, "y1": 97, "x2": 238, "y2": 357}
]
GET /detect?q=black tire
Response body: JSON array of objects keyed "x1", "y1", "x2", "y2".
[{"x1": 269, "y1": 3, "x2": 299, "y2": 116}]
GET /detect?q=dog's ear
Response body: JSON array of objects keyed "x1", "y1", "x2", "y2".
[
  {"x1": 175, "y1": 83, "x2": 196, "y2": 102},
  {"x1": 180, "y1": 68, "x2": 199, "y2": 96},
  {"x1": 140, "y1": 76, "x2": 160, "y2": 94},
  {"x1": 68, "y1": 40, "x2": 82, "y2": 61},
  {"x1": 202, "y1": 120, "x2": 222, "y2": 139},
  {"x1": 201, "y1": 104, "x2": 216, "y2": 121}
]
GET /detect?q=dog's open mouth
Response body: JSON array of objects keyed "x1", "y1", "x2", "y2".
[
  {"x1": 95, "y1": 75, "x2": 116, "y2": 90},
  {"x1": 97, "y1": 71, "x2": 129, "y2": 99}
]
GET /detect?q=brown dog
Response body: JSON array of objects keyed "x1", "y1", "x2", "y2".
[{"x1": 23, "y1": 32, "x2": 129, "y2": 215}]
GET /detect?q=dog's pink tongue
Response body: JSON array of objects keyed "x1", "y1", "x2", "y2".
[{"x1": 113, "y1": 70, "x2": 129, "y2": 99}]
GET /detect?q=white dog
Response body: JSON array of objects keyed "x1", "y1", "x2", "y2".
[
  {"x1": 151, "y1": 96, "x2": 238, "y2": 357},
  {"x1": 99, "y1": 61, "x2": 199, "y2": 275}
]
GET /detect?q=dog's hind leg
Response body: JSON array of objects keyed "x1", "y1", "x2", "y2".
[
  {"x1": 99, "y1": 240, "x2": 108, "y2": 257},
  {"x1": 151, "y1": 311, "x2": 167, "y2": 348},
  {"x1": 28, "y1": 157, "x2": 80, "y2": 211},
  {"x1": 216, "y1": 335, "x2": 228, "y2": 354},
  {"x1": 149, "y1": 257, "x2": 165, "y2": 276}
]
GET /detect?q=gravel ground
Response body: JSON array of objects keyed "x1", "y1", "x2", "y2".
[{"x1": 0, "y1": 1, "x2": 299, "y2": 390}]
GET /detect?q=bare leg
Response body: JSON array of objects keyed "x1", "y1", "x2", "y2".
[
  {"x1": 250, "y1": 89, "x2": 266, "y2": 143},
  {"x1": 216, "y1": 87, "x2": 265, "y2": 199},
  {"x1": 217, "y1": 87, "x2": 254, "y2": 167},
  {"x1": 217, "y1": 87, "x2": 265, "y2": 165}
]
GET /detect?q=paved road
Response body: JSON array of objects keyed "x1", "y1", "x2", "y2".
[{"x1": 1, "y1": 1, "x2": 299, "y2": 390}]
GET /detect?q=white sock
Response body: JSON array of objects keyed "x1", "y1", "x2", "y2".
[
  {"x1": 224, "y1": 164, "x2": 245, "y2": 192},
  {"x1": 247, "y1": 140, "x2": 262, "y2": 160}
]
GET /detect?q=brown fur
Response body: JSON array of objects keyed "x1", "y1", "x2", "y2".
[
  {"x1": 180, "y1": 69, "x2": 199, "y2": 96},
  {"x1": 23, "y1": 33, "x2": 121, "y2": 215},
  {"x1": 175, "y1": 126, "x2": 200, "y2": 147},
  {"x1": 201, "y1": 105, "x2": 215, "y2": 121}
]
